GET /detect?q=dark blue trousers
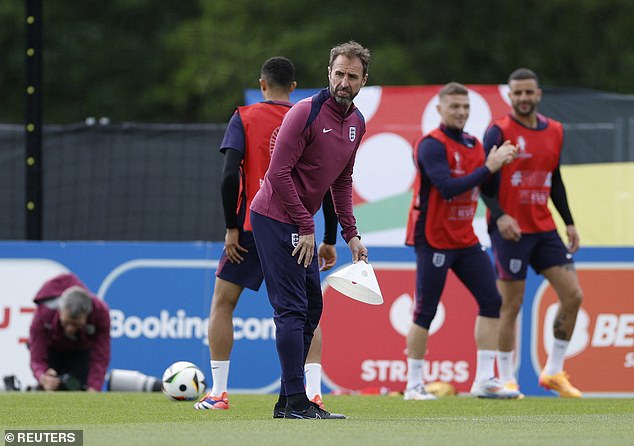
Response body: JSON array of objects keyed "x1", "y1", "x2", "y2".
[
  {"x1": 413, "y1": 242, "x2": 501, "y2": 329},
  {"x1": 250, "y1": 211, "x2": 323, "y2": 396}
]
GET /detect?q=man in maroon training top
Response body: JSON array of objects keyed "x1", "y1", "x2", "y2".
[
  {"x1": 250, "y1": 41, "x2": 370, "y2": 419},
  {"x1": 29, "y1": 273, "x2": 111, "y2": 391},
  {"x1": 194, "y1": 56, "x2": 339, "y2": 413}
]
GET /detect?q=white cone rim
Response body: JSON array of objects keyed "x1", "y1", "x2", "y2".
[{"x1": 326, "y1": 262, "x2": 383, "y2": 305}]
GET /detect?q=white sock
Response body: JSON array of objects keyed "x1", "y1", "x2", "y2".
[
  {"x1": 304, "y1": 363, "x2": 322, "y2": 400},
  {"x1": 497, "y1": 351, "x2": 515, "y2": 383},
  {"x1": 210, "y1": 360, "x2": 230, "y2": 396},
  {"x1": 543, "y1": 339, "x2": 569, "y2": 376},
  {"x1": 475, "y1": 350, "x2": 497, "y2": 383},
  {"x1": 406, "y1": 358, "x2": 425, "y2": 389}
]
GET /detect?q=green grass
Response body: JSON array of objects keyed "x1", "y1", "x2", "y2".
[{"x1": 1, "y1": 393, "x2": 633, "y2": 445}]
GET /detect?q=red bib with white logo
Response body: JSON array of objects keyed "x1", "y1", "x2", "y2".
[
  {"x1": 407, "y1": 128, "x2": 483, "y2": 249},
  {"x1": 493, "y1": 115, "x2": 563, "y2": 233}
]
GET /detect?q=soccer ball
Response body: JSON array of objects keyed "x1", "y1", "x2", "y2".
[{"x1": 161, "y1": 361, "x2": 206, "y2": 401}]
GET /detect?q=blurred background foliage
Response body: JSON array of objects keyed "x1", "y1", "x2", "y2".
[{"x1": 1, "y1": 0, "x2": 633, "y2": 124}]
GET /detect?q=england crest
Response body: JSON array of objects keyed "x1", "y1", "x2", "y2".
[
  {"x1": 509, "y1": 258, "x2": 522, "y2": 274},
  {"x1": 291, "y1": 233, "x2": 299, "y2": 248},
  {"x1": 349, "y1": 126, "x2": 357, "y2": 142},
  {"x1": 432, "y1": 252, "x2": 446, "y2": 268}
]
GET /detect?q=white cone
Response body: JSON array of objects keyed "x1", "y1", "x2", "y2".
[{"x1": 326, "y1": 262, "x2": 383, "y2": 305}]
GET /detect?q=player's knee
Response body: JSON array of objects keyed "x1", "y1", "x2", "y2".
[
  {"x1": 562, "y1": 286, "x2": 583, "y2": 310},
  {"x1": 211, "y1": 292, "x2": 240, "y2": 312},
  {"x1": 478, "y1": 301, "x2": 501, "y2": 319},
  {"x1": 413, "y1": 312, "x2": 434, "y2": 330},
  {"x1": 501, "y1": 294, "x2": 523, "y2": 316},
  {"x1": 475, "y1": 291, "x2": 501, "y2": 318}
]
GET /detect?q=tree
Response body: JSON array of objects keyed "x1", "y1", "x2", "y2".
[{"x1": 1, "y1": 0, "x2": 633, "y2": 124}]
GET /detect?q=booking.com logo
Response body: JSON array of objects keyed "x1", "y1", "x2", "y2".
[{"x1": 109, "y1": 309, "x2": 275, "y2": 344}]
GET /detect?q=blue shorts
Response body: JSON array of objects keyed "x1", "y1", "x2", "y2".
[
  {"x1": 413, "y1": 241, "x2": 500, "y2": 329},
  {"x1": 491, "y1": 228, "x2": 574, "y2": 280},
  {"x1": 216, "y1": 230, "x2": 264, "y2": 291}
]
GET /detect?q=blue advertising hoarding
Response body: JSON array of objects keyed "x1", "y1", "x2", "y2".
[{"x1": 1, "y1": 242, "x2": 632, "y2": 396}]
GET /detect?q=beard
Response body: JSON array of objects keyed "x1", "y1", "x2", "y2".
[
  {"x1": 512, "y1": 101, "x2": 537, "y2": 117},
  {"x1": 330, "y1": 85, "x2": 357, "y2": 107}
]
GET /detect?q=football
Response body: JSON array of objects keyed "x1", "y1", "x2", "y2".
[{"x1": 161, "y1": 361, "x2": 206, "y2": 401}]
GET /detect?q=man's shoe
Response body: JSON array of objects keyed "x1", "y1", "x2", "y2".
[
  {"x1": 273, "y1": 402, "x2": 285, "y2": 419},
  {"x1": 470, "y1": 378, "x2": 521, "y2": 399},
  {"x1": 504, "y1": 380, "x2": 525, "y2": 400},
  {"x1": 539, "y1": 371, "x2": 582, "y2": 398},
  {"x1": 404, "y1": 384, "x2": 437, "y2": 400},
  {"x1": 310, "y1": 394, "x2": 325, "y2": 410},
  {"x1": 194, "y1": 391, "x2": 229, "y2": 410},
  {"x1": 283, "y1": 401, "x2": 346, "y2": 419},
  {"x1": 275, "y1": 396, "x2": 325, "y2": 418}
]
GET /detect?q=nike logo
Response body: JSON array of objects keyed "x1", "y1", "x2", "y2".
[{"x1": 322, "y1": 128, "x2": 333, "y2": 133}]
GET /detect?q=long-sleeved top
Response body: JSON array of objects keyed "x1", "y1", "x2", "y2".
[{"x1": 251, "y1": 88, "x2": 365, "y2": 243}]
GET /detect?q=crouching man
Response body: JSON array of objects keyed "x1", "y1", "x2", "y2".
[{"x1": 29, "y1": 273, "x2": 111, "y2": 391}]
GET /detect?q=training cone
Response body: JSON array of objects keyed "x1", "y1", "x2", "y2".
[{"x1": 326, "y1": 261, "x2": 383, "y2": 305}]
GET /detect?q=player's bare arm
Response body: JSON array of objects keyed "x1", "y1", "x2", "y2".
[
  {"x1": 40, "y1": 368, "x2": 61, "y2": 391},
  {"x1": 566, "y1": 225, "x2": 580, "y2": 253},
  {"x1": 224, "y1": 227, "x2": 247, "y2": 263},
  {"x1": 485, "y1": 140, "x2": 517, "y2": 173},
  {"x1": 497, "y1": 214, "x2": 522, "y2": 242},
  {"x1": 348, "y1": 236, "x2": 368, "y2": 263},
  {"x1": 318, "y1": 242, "x2": 337, "y2": 271}
]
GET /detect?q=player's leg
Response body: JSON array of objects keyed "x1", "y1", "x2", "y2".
[
  {"x1": 538, "y1": 263, "x2": 583, "y2": 397},
  {"x1": 530, "y1": 231, "x2": 583, "y2": 397},
  {"x1": 253, "y1": 218, "x2": 307, "y2": 404},
  {"x1": 497, "y1": 279, "x2": 526, "y2": 385},
  {"x1": 275, "y1": 256, "x2": 325, "y2": 419},
  {"x1": 305, "y1": 324, "x2": 324, "y2": 408},
  {"x1": 404, "y1": 245, "x2": 448, "y2": 401},
  {"x1": 490, "y1": 227, "x2": 532, "y2": 390},
  {"x1": 251, "y1": 212, "x2": 342, "y2": 419},
  {"x1": 455, "y1": 245, "x2": 520, "y2": 399},
  {"x1": 208, "y1": 279, "x2": 243, "y2": 360},
  {"x1": 194, "y1": 281, "x2": 241, "y2": 410},
  {"x1": 295, "y1": 255, "x2": 345, "y2": 419},
  {"x1": 195, "y1": 230, "x2": 262, "y2": 410}
]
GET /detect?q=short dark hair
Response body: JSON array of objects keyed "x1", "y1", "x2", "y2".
[
  {"x1": 261, "y1": 56, "x2": 295, "y2": 89},
  {"x1": 329, "y1": 40, "x2": 371, "y2": 77},
  {"x1": 508, "y1": 68, "x2": 539, "y2": 85},
  {"x1": 438, "y1": 82, "x2": 468, "y2": 99}
]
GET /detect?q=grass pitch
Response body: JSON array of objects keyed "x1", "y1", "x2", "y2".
[{"x1": 1, "y1": 393, "x2": 633, "y2": 445}]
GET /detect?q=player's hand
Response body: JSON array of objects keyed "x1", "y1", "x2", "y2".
[
  {"x1": 292, "y1": 233, "x2": 315, "y2": 268},
  {"x1": 485, "y1": 140, "x2": 518, "y2": 173},
  {"x1": 224, "y1": 228, "x2": 247, "y2": 263},
  {"x1": 497, "y1": 214, "x2": 522, "y2": 242},
  {"x1": 348, "y1": 236, "x2": 368, "y2": 263},
  {"x1": 40, "y1": 368, "x2": 60, "y2": 391},
  {"x1": 318, "y1": 242, "x2": 337, "y2": 271},
  {"x1": 566, "y1": 225, "x2": 580, "y2": 253}
]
